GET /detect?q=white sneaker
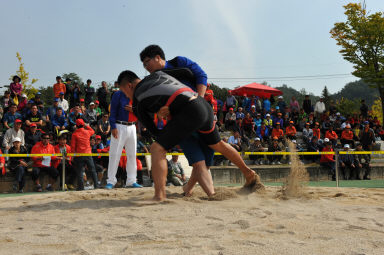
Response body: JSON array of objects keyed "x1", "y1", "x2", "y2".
[
  {"x1": 271, "y1": 162, "x2": 276, "y2": 165},
  {"x1": 277, "y1": 161, "x2": 282, "y2": 165},
  {"x1": 259, "y1": 160, "x2": 264, "y2": 165}
]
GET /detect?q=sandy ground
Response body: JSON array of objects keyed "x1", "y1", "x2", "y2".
[{"x1": 0, "y1": 186, "x2": 383, "y2": 255}]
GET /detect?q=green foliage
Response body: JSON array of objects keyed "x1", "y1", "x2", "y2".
[
  {"x1": 330, "y1": 3, "x2": 384, "y2": 123},
  {"x1": 321, "y1": 86, "x2": 331, "y2": 107},
  {"x1": 10, "y1": 52, "x2": 38, "y2": 99},
  {"x1": 332, "y1": 79, "x2": 379, "y2": 106},
  {"x1": 274, "y1": 84, "x2": 319, "y2": 107},
  {"x1": 62, "y1": 73, "x2": 83, "y2": 85},
  {"x1": 38, "y1": 86, "x2": 54, "y2": 107},
  {"x1": 210, "y1": 83, "x2": 229, "y2": 102},
  {"x1": 335, "y1": 97, "x2": 361, "y2": 116}
]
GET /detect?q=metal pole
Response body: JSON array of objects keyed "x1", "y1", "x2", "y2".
[
  {"x1": 62, "y1": 154, "x2": 66, "y2": 191},
  {"x1": 335, "y1": 150, "x2": 339, "y2": 188}
]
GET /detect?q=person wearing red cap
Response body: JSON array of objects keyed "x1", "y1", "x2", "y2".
[
  {"x1": 271, "y1": 122, "x2": 284, "y2": 144},
  {"x1": 341, "y1": 124, "x2": 355, "y2": 148},
  {"x1": 79, "y1": 98, "x2": 87, "y2": 113},
  {"x1": 224, "y1": 107, "x2": 237, "y2": 131},
  {"x1": 31, "y1": 133, "x2": 58, "y2": 192},
  {"x1": 267, "y1": 136, "x2": 283, "y2": 165},
  {"x1": 285, "y1": 121, "x2": 297, "y2": 140},
  {"x1": 94, "y1": 100, "x2": 102, "y2": 116},
  {"x1": 25, "y1": 123, "x2": 42, "y2": 151},
  {"x1": 71, "y1": 119, "x2": 100, "y2": 190},
  {"x1": 312, "y1": 122, "x2": 321, "y2": 140},
  {"x1": 54, "y1": 135, "x2": 76, "y2": 190}
]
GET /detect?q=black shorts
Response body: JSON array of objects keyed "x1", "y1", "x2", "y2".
[{"x1": 157, "y1": 97, "x2": 221, "y2": 150}]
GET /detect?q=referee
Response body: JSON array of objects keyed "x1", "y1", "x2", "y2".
[{"x1": 105, "y1": 86, "x2": 142, "y2": 189}]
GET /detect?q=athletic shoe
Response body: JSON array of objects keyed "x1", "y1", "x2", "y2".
[
  {"x1": 105, "y1": 183, "x2": 114, "y2": 189},
  {"x1": 125, "y1": 183, "x2": 143, "y2": 188},
  {"x1": 259, "y1": 160, "x2": 264, "y2": 165},
  {"x1": 18, "y1": 189, "x2": 24, "y2": 193},
  {"x1": 46, "y1": 185, "x2": 54, "y2": 192},
  {"x1": 271, "y1": 162, "x2": 276, "y2": 165},
  {"x1": 277, "y1": 161, "x2": 282, "y2": 165}
]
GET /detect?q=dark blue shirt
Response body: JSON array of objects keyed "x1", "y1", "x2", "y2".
[
  {"x1": 109, "y1": 91, "x2": 133, "y2": 129},
  {"x1": 164, "y1": 56, "x2": 207, "y2": 91}
]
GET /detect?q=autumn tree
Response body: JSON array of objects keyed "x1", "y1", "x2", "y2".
[
  {"x1": 330, "y1": 3, "x2": 384, "y2": 123},
  {"x1": 10, "y1": 52, "x2": 38, "y2": 99}
]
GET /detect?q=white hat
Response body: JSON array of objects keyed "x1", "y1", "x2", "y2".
[
  {"x1": 292, "y1": 140, "x2": 297, "y2": 143},
  {"x1": 266, "y1": 113, "x2": 271, "y2": 117},
  {"x1": 336, "y1": 112, "x2": 340, "y2": 116},
  {"x1": 324, "y1": 138, "x2": 330, "y2": 142},
  {"x1": 89, "y1": 102, "x2": 95, "y2": 105},
  {"x1": 12, "y1": 137, "x2": 21, "y2": 143},
  {"x1": 255, "y1": 137, "x2": 260, "y2": 141},
  {"x1": 22, "y1": 94, "x2": 27, "y2": 98},
  {"x1": 251, "y1": 105, "x2": 256, "y2": 108},
  {"x1": 344, "y1": 144, "x2": 350, "y2": 148},
  {"x1": 278, "y1": 96, "x2": 283, "y2": 99}
]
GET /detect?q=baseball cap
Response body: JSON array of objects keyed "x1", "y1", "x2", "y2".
[
  {"x1": 89, "y1": 102, "x2": 95, "y2": 106},
  {"x1": 36, "y1": 92, "x2": 41, "y2": 95},
  {"x1": 344, "y1": 144, "x2": 350, "y2": 148},
  {"x1": 315, "y1": 122, "x2": 319, "y2": 125},
  {"x1": 305, "y1": 122, "x2": 310, "y2": 125},
  {"x1": 14, "y1": 119, "x2": 22, "y2": 123},
  {"x1": 266, "y1": 113, "x2": 270, "y2": 117},
  {"x1": 336, "y1": 112, "x2": 341, "y2": 116},
  {"x1": 30, "y1": 123, "x2": 37, "y2": 127},
  {"x1": 54, "y1": 98, "x2": 59, "y2": 102},
  {"x1": 289, "y1": 121, "x2": 294, "y2": 124},
  {"x1": 12, "y1": 137, "x2": 21, "y2": 143},
  {"x1": 324, "y1": 138, "x2": 330, "y2": 143},
  {"x1": 76, "y1": 119, "x2": 85, "y2": 126},
  {"x1": 346, "y1": 124, "x2": 351, "y2": 128},
  {"x1": 95, "y1": 135, "x2": 101, "y2": 139},
  {"x1": 273, "y1": 136, "x2": 278, "y2": 140},
  {"x1": 364, "y1": 121, "x2": 369, "y2": 124},
  {"x1": 255, "y1": 137, "x2": 260, "y2": 141},
  {"x1": 278, "y1": 96, "x2": 283, "y2": 99},
  {"x1": 28, "y1": 100, "x2": 34, "y2": 104},
  {"x1": 59, "y1": 92, "x2": 64, "y2": 95},
  {"x1": 22, "y1": 94, "x2": 27, "y2": 98},
  {"x1": 80, "y1": 98, "x2": 84, "y2": 102},
  {"x1": 277, "y1": 112, "x2": 282, "y2": 116},
  {"x1": 95, "y1": 100, "x2": 99, "y2": 104},
  {"x1": 276, "y1": 122, "x2": 280, "y2": 125},
  {"x1": 291, "y1": 140, "x2": 297, "y2": 143},
  {"x1": 251, "y1": 105, "x2": 255, "y2": 108},
  {"x1": 229, "y1": 108, "x2": 234, "y2": 111}
]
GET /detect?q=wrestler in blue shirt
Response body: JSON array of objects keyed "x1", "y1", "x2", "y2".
[{"x1": 109, "y1": 90, "x2": 134, "y2": 130}]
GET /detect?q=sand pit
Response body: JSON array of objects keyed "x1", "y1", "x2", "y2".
[{"x1": 0, "y1": 186, "x2": 383, "y2": 255}]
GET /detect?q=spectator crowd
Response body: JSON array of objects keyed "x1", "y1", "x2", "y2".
[{"x1": 0, "y1": 75, "x2": 381, "y2": 193}]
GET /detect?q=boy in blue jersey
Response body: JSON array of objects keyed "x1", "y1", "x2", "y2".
[{"x1": 140, "y1": 45, "x2": 215, "y2": 197}]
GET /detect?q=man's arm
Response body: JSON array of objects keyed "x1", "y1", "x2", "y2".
[{"x1": 176, "y1": 57, "x2": 207, "y2": 97}]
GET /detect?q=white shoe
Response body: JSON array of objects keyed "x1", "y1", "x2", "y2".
[
  {"x1": 259, "y1": 160, "x2": 264, "y2": 165},
  {"x1": 277, "y1": 161, "x2": 281, "y2": 165},
  {"x1": 271, "y1": 162, "x2": 276, "y2": 165}
]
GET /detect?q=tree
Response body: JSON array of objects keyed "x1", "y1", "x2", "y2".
[
  {"x1": 321, "y1": 86, "x2": 331, "y2": 108},
  {"x1": 330, "y1": 3, "x2": 384, "y2": 123},
  {"x1": 210, "y1": 83, "x2": 229, "y2": 102},
  {"x1": 336, "y1": 97, "x2": 360, "y2": 117},
  {"x1": 10, "y1": 52, "x2": 38, "y2": 99},
  {"x1": 371, "y1": 97, "x2": 383, "y2": 122},
  {"x1": 62, "y1": 72, "x2": 83, "y2": 85}
]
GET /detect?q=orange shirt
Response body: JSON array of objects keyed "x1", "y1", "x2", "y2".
[
  {"x1": 31, "y1": 142, "x2": 57, "y2": 167},
  {"x1": 285, "y1": 126, "x2": 297, "y2": 136},
  {"x1": 320, "y1": 147, "x2": 334, "y2": 162},
  {"x1": 53, "y1": 82, "x2": 66, "y2": 98},
  {"x1": 341, "y1": 130, "x2": 354, "y2": 140},
  {"x1": 271, "y1": 128, "x2": 284, "y2": 138},
  {"x1": 325, "y1": 130, "x2": 338, "y2": 140}
]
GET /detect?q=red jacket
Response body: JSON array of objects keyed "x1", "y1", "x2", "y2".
[
  {"x1": 285, "y1": 125, "x2": 297, "y2": 136},
  {"x1": 31, "y1": 141, "x2": 56, "y2": 167},
  {"x1": 320, "y1": 147, "x2": 334, "y2": 163},
  {"x1": 71, "y1": 126, "x2": 94, "y2": 154},
  {"x1": 313, "y1": 128, "x2": 321, "y2": 139},
  {"x1": 325, "y1": 130, "x2": 338, "y2": 140},
  {"x1": 53, "y1": 144, "x2": 72, "y2": 168},
  {"x1": 0, "y1": 149, "x2": 5, "y2": 175},
  {"x1": 341, "y1": 130, "x2": 354, "y2": 140}
]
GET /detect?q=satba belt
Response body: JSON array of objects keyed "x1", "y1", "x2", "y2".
[{"x1": 116, "y1": 120, "x2": 136, "y2": 126}]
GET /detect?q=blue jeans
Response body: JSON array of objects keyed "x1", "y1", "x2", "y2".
[{"x1": 74, "y1": 156, "x2": 99, "y2": 190}]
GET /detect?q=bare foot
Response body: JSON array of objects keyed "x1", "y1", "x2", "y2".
[
  {"x1": 152, "y1": 195, "x2": 166, "y2": 202},
  {"x1": 182, "y1": 185, "x2": 194, "y2": 197},
  {"x1": 244, "y1": 170, "x2": 257, "y2": 187}
]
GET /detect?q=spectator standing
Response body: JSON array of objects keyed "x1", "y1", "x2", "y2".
[
  {"x1": 64, "y1": 78, "x2": 72, "y2": 101},
  {"x1": 314, "y1": 98, "x2": 326, "y2": 122},
  {"x1": 302, "y1": 95, "x2": 312, "y2": 114},
  {"x1": 31, "y1": 133, "x2": 58, "y2": 192},
  {"x1": 320, "y1": 139, "x2": 336, "y2": 181},
  {"x1": 263, "y1": 97, "x2": 271, "y2": 112},
  {"x1": 10, "y1": 75, "x2": 23, "y2": 103},
  {"x1": 359, "y1": 121, "x2": 375, "y2": 151},
  {"x1": 105, "y1": 88, "x2": 141, "y2": 189},
  {"x1": 97, "y1": 113, "x2": 111, "y2": 143},
  {"x1": 225, "y1": 92, "x2": 237, "y2": 112},
  {"x1": 71, "y1": 119, "x2": 100, "y2": 190},
  {"x1": 97, "y1": 81, "x2": 110, "y2": 113},
  {"x1": 53, "y1": 76, "x2": 66, "y2": 98},
  {"x1": 84, "y1": 79, "x2": 95, "y2": 106},
  {"x1": 277, "y1": 96, "x2": 287, "y2": 114},
  {"x1": 58, "y1": 92, "x2": 69, "y2": 112},
  {"x1": 70, "y1": 82, "x2": 82, "y2": 107},
  {"x1": 360, "y1": 100, "x2": 369, "y2": 119},
  {"x1": 8, "y1": 137, "x2": 28, "y2": 192},
  {"x1": 290, "y1": 96, "x2": 300, "y2": 112}
]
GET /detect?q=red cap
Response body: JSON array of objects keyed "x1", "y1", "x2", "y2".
[
  {"x1": 229, "y1": 108, "x2": 234, "y2": 111},
  {"x1": 95, "y1": 100, "x2": 99, "y2": 104},
  {"x1": 15, "y1": 119, "x2": 22, "y2": 123},
  {"x1": 315, "y1": 122, "x2": 319, "y2": 125},
  {"x1": 276, "y1": 122, "x2": 280, "y2": 125},
  {"x1": 289, "y1": 121, "x2": 294, "y2": 124},
  {"x1": 277, "y1": 112, "x2": 282, "y2": 116},
  {"x1": 95, "y1": 135, "x2": 101, "y2": 139},
  {"x1": 30, "y1": 123, "x2": 37, "y2": 127},
  {"x1": 80, "y1": 98, "x2": 85, "y2": 102},
  {"x1": 76, "y1": 119, "x2": 85, "y2": 126},
  {"x1": 273, "y1": 136, "x2": 278, "y2": 140}
]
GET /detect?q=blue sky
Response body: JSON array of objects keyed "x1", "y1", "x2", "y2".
[{"x1": 1, "y1": 0, "x2": 382, "y2": 96}]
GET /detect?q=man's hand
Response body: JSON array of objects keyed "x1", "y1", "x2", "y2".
[
  {"x1": 19, "y1": 160, "x2": 28, "y2": 167},
  {"x1": 359, "y1": 163, "x2": 362, "y2": 168},
  {"x1": 341, "y1": 162, "x2": 345, "y2": 167},
  {"x1": 351, "y1": 164, "x2": 355, "y2": 168},
  {"x1": 112, "y1": 128, "x2": 118, "y2": 139},
  {"x1": 157, "y1": 106, "x2": 170, "y2": 119},
  {"x1": 125, "y1": 104, "x2": 133, "y2": 112}
]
